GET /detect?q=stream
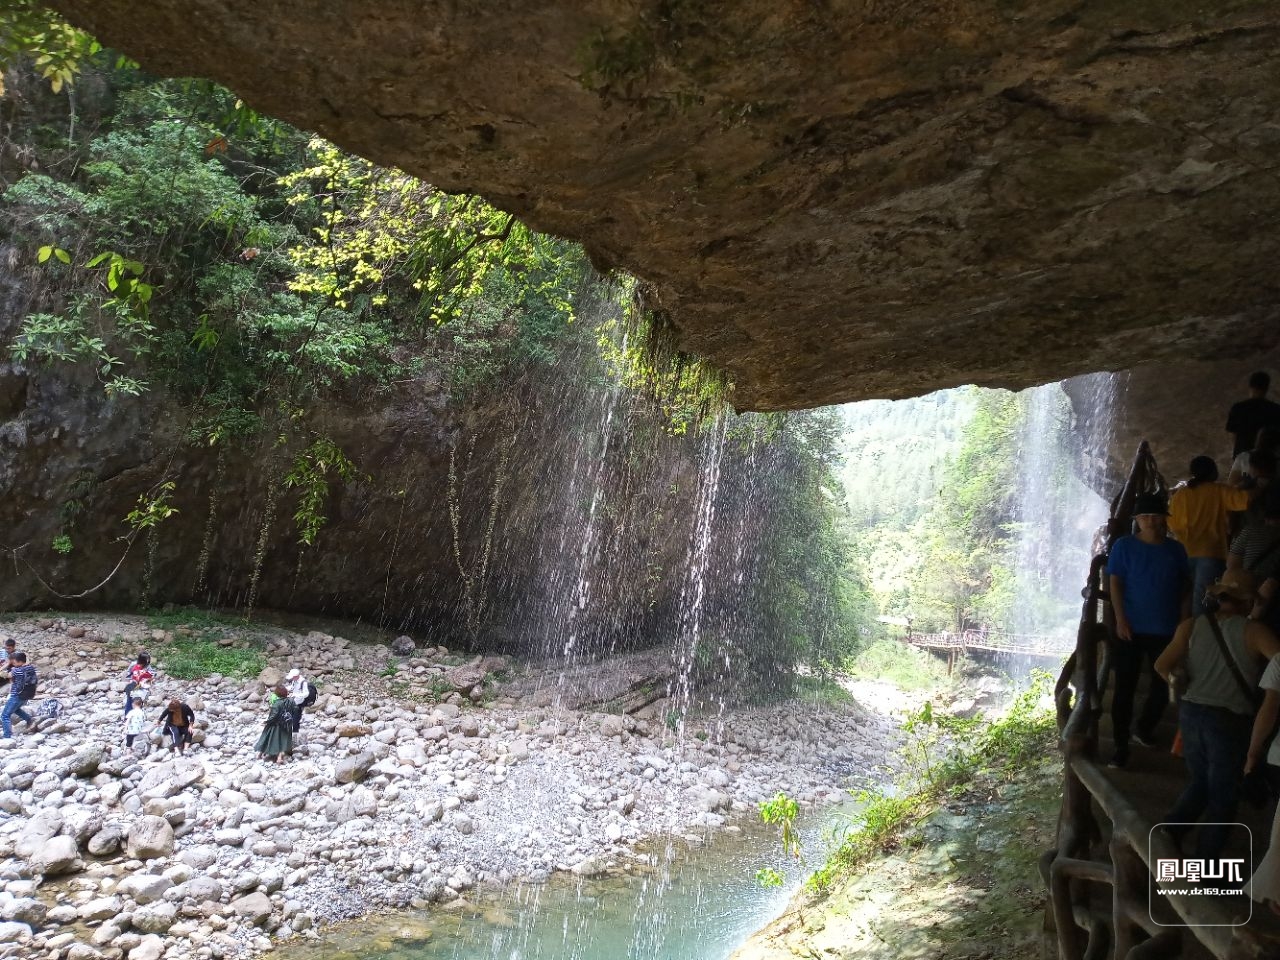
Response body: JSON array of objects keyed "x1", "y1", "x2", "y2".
[{"x1": 275, "y1": 802, "x2": 853, "y2": 960}]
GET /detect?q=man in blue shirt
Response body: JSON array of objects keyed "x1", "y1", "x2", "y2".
[{"x1": 1106, "y1": 492, "x2": 1191, "y2": 768}]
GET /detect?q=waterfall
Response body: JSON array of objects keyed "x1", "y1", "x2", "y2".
[
  {"x1": 1010, "y1": 379, "x2": 1111, "y2": 645},
  {"x1": 559, "y1": 333, "x2": 628, "y2": 662},
  {"x1": 667, "y1": 413, "x2": 729, "y2": 738}
]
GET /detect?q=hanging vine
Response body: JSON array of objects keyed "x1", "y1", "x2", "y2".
[
  {"x1": 245, "y1": 448, "x2": 285, "y2": 619},
  {"x1": 447, "y1": 430, "x2": 517, "y2": 637},
  {"x1": 193, "y1": 445, "x2": 228, "y2": 594}
]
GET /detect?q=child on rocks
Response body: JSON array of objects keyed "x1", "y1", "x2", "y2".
[
  {"x1": 123, "y1": 653, "x2": 154, "y2": 716},
  {"x1": 124, "y1": 697, "x2": 148, "y2": 754}
]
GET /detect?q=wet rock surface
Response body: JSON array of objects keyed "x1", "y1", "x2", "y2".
[
  {"x1": 0, "y1": 613, "x2": 896, "y2": 958},
  {"x1": 47, "y1": 1, "x2": 1280, "y2": 409}
]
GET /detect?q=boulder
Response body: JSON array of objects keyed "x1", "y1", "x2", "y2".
[
  {"x1": 0, "y1": 922, "x2": 31, "y2": 943},
  {"x1": 77, "y1": 898, "x2": 122, "y2": 923},
  {"x1": 445, "y1": 665, "x2": 485, "y2": 693},
  {"x1": 131, "y1": 902, "x2": 177, "y2": 934},
  {"x1": 55, "y1": 744, "x2": 105, "y2": 779},
  {"x1": 87, "y1": 824, "x2": 125, "y2": 856},
  {"x1": 0, "y1": 898, "x2": 46, "y2": 927},
  {"x1": 137, "y1": 758, "x2": 205, "y2": 800},
  {"x1": 570, "y1": 855, "x2": 607, "y2": 878},
  {"x1": 391, "y1": 635, "x2": 416, "y2": 656},
  {"x1": 599, "y1": 714, "x2": 624, "y2": 738},
  {"x1": 181, "y1": 876, "x2": 224, "y2": 902},
  {"x1": 179, "y1": 846, "x2": 217, "y2": 869},
  {"x1": 129, "y1": 935, "x2": 165, "y2": 960},
  {"x1": 62, "y1": 806, "x2": 105, "y2": 846},
  {"x1": 33, "y1": 835, "x2": 82, "y2": 875},
  {"x1": 258, "y1": 667, "x2": 283, "y2": 688},
  {"x1": 126, "y1": 816, "x2": 175, "y2": 860},
  {"x1": 336, "y1": 723, "x2": 372, "y2": 738},
  {"x1": 118, "y1": 873, "x2": 174, "y2": 904},
  {"x1": 230, "y1": 892, "x2": 273, "y2": 927},
  {"x1": 334, "y1": 751, "x2": 375, "y2": 784},
  {"x1": 327, "y1": 786, "x2": 377, "y2": 822}
]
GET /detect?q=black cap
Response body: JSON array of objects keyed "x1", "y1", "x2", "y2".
[{"x1": 1132, "y1": 492, "x2": 1169, "y2": 516}]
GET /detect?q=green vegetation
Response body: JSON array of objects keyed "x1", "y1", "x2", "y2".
[
  {"x1": 809, "y1": 672, "x2": 1056, "y2": 890},
  {"x1": 142, "y1": 607, "x2": 267, "y2": 678},
  {"x1": 158, "y1": 637, "x2": 265, "y2": 680},
  {"x1": 0, "y1": 14, "x2": 890, "y2": 689},
  {"x1": 843, "y1": 385, "x2": 1092, "y2": 636},
  {"x1": 844, "y1": 638, "x2": 948, "y2": 692}
]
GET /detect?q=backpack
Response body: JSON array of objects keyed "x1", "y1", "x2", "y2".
[
  {"x1": 17, "y1": 668, "x2": 37, "y2": 702},
  {"x1": 273, "y1": 700, "x2": 299, "y2": 730},
  {"x1": 301, "y1": 681, "x2": 318, "y2": 708},
  {"x1": 37, "y1": 699, "x2": 61, "y2": 720}
]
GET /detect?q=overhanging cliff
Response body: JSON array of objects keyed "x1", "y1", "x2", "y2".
[{"x1": 44, "y1": 0, "x2": 1280, "y2": 410}]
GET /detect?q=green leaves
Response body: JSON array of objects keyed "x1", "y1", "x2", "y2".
[
  {"x1": 37, "y1": 245, "x2": 70, "y2": 265},
  {"x1": 282, "y1": 438, "x2": 361, "y2": 546},
  {"x1": 124, "y1": 481, "x2": 179, "y2": 533},
  {"x1": 0, "y1": 1, "x2": 102, "y2": 97}
]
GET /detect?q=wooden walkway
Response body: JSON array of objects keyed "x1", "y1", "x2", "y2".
[
  {"x1": 907, "y1": 629, "x2": 1074, "y2": 659},
  {"x1": 1044, "y1": 442, "x2": 1280, "y2": 959}
]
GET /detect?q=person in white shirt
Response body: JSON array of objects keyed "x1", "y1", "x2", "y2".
[
  {"x1": 123, "y1": 698, "x2": 149, "y2": 754},
  {"x1": 285, "y1": 668, "x2": 310, "y2": 734}
]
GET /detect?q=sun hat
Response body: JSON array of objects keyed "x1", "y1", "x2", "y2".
[
  {"x1": 1207, "y1": 569, "x2": 1256, "y2": 603},
  {"x1": 286, "y1": 668, "x2": 301, "y2": 680},
  {"x1": 1132, "y1": 492, "x2": 1169, "y2": 516}
]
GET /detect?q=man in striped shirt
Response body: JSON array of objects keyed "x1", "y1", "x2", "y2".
[{"x1": 2, "y1": 653, "x2": 36, "y2": 738}]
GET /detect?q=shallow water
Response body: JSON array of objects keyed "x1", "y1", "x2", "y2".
[{"x1": 278, "y1": 804, "x2": 853, "y2": 960}]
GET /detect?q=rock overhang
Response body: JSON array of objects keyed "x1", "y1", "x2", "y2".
[{"x1": 46, "y1": 0, "x2": 1280, "y2": 410}]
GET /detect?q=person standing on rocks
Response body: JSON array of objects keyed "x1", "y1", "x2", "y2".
[
  {"x1": 2, "y1": 652, "x2": 37, "y2": 738},
  {"x1": 1106, "y1": 492, "x2": 1191, "y2": 768},
  {"x1": 256, "y1": 684, "x2": 295, "y2": 763},
  {"x1": 286, "y1": 668, "x2": 311, "y2": 734},
  {"x1": 123, "y1": 652, "x2": 154, "y2": 716},
  {"x1": 124, "y1": 697, "x2": 149, "y2": 754},
  {"x1": 156, "y1": 698, "x2": 195, "y2": 755}
]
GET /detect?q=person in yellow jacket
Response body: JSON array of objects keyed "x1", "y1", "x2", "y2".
[{"x1": 1169, "y1": 455, "x2": 1252, "y2": 615}]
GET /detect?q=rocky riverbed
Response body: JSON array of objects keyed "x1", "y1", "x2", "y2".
[{"x1": 0, "y1": 613, "x2": 897, "y2": 960}]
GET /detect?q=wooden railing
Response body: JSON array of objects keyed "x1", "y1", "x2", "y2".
[
  {"x1": 907, "y1": 629, "x2": 1073, "y2": 658},
  {"x1": 1043, "y1": 441, "x2": 1280, "y2": 959}
]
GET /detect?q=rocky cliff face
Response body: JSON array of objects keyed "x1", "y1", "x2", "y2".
[
  {"x1": 0, "y1": 252, "x2": 703, "y2": 651},
  {"x1": 47, "y1": 0, "x2": 1280, "y2": 410},
  {"x1": 1066, "y1": 347, "x2": 1280, "y2": 495}
]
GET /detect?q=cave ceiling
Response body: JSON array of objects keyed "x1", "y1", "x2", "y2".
[{"x1": 48, "y1": 1, "x2": 1280, "y2": 410}]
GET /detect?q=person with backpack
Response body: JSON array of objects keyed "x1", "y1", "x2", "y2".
[
  {"x1": 255, "y1": 684, "x2": 296, "y2": 763},
  {"x1": 285, "y1": 668, "x2": 316, "y2": 733},
  {"x1": 1155, "y1": 569, "x2": 1280, "y2": 860},
  {"x1": 156, "y1": 698, "x2": 196, "y2": 755},
  {"x1": 2, "y1": 652, "x2": 37, "y2": 738}
]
